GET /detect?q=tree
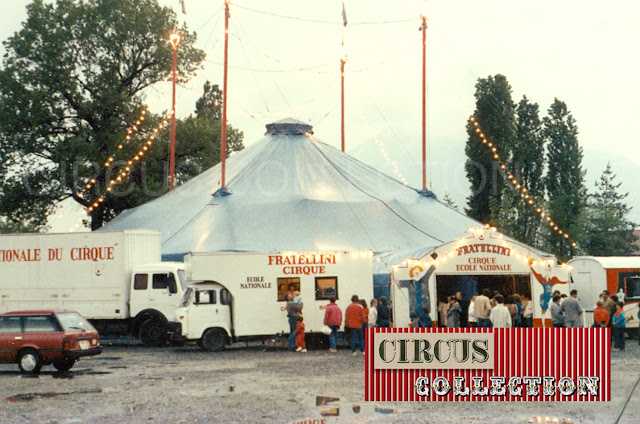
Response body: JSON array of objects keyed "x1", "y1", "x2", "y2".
[
  {"x1": 497, "y1": 96, "x2": 545, "y2": 247},
  {"x1": 441, "y1": 192, "x2": 458, "y2": 211},
  {"x1": 543, "y1": 99, "x2": 586, "y2": 259},
  {"x1": 582, "y1": 163, "x2": 638, "y2": 256},
  {"x1": 465, "y1": 75, "x2": 517, "y2": 225},
  {"x1": 0, "y1": 0, "x2": 205, "y2": 231}
]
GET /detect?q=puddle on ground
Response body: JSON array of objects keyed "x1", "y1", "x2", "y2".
[
  {"x1": 229, "y1": 386, "x2": 235, "y2": 392},
  {"x1": 7, "y1": 389, "x2": 101, "y2": 403},
  {"x1": 52, "y1": 372, "x2": 74, "y2": 380},
  {"x1": 374, "y1": 407, "x2": 395, "y2": 415},
  {"x1": 94, "y1": 357, "x2": 121, "y2": 361},
  {"x1": 107, "y1": 366, "x2": 128, "y2": 369},
  {"x1": 352, "y1": 405, "x2": 361, "y2": 414}
]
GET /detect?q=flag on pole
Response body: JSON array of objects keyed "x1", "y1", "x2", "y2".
[
  {"x1": 179, "y1": 0, "x2": 186, "y2": 14},
  {"x1": 342, "y1": 2, "x2": 347, "y2": 27}
]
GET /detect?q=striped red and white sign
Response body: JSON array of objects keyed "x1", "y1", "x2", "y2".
[{"x1": 365, "y1": 328, "x2": 610, "y2": 402}]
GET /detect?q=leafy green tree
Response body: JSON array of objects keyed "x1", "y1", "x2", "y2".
[
  {"x1": 498, "y1": 96, "x2": 545, "y2": 247},
  {"x1": 465, "y1": 75, "x2": 517, "y2": 225},
  {"x1": 543, "y1": 99, "x2": 586, "y2": 259},
  {"x1": 0, "y1": 0, "x2": 205, "y2": 231},
  {"x1": 582, "y1": 163, "x2": 638, "y2": 255}
]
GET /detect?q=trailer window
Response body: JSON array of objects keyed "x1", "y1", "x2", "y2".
[
  {"x1": 625, "y1": 277, "x2": 640, "y2": 299},
  {"x1": 277, "y1": 278, "x2": 300, "y2": 301},
  {"x1": 0, "y1": 316, "x2": 22, "y2": 334},
  {"x1": 195, "y1": 290, "x2": 217, "y2": 305},
  {"x1": 134, "y1": 274, "x2": 148, "y2": 290},
  {"x1": 220, "y1": 288, "x2": 232, "y2": 305},
  {"x1": 315, "y1": 276, "x2": 338, "y2": 300}
]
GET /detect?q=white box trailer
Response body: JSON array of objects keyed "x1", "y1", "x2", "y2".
[
  {"x1": 568, "y1": 256, "x2": 640, "y2": 334},
  {"x1": 0, "y1": 231, "x2": 186, "y2": 345},
  {"x1": 175, "y1": 251, "x2": 373, "y2": 351}
]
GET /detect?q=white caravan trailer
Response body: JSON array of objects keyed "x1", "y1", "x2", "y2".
[
  {"x1": 568, "y1": 256, "x2": 640, "y2": 334},
  {"x1": 0, "y1": 231, "x2": 186, "y2": 345},
  {"x1": 174, "y1": 251, "x2": 373, "y2": 350}
]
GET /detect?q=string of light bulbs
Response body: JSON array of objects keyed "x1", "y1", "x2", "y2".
[
  {"x1": 469, "y1": 116, "x2": 577, "y2": 248},
  {"x1": 85, "y1": 112, "x2": 173, "y2": 214}
]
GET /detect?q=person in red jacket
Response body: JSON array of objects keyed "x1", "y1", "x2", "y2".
[
  {"x1": 593, "y1": 300, "x2": 610, "y2": 328},
  {"x1": 294, "y1": 317, "x2": 307, "y2": 353},
  {"x1": 345, "y1": 295, "x2": 366, "y2": 356},
  {"x1": 323, "y1": 296, "x2": 342, "y2": 353}
]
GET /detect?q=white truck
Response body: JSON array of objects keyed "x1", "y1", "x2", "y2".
[
  {"x1": 174, "y1": 251, "x2": 373, "y2": 351},
  {"x1": 0, "y1": 230, "x2": 186, "y2": 346}
]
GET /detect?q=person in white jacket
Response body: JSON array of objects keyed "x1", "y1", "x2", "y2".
[
  {"x1": 468, "y1": 295, "x2": 478, "y2": 328},
  {"x1": 489, "y1": 295, "x2": 512, "y2": 328},
  {"x1": 368, "y1": 298, "x2": 378, "y2": 327}
]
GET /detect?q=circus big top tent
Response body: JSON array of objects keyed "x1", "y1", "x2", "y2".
[{"x1": 101, "y1": 118, "x2": 481, "y2": 266}]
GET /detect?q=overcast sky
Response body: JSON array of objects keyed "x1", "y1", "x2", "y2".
[{"x1": 2, "y1": 1, "x2": 640, "y2": 228}]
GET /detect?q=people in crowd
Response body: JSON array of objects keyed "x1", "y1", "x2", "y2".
[
  {"x1": 474, "y1": 289, "x2": 492, "y2": 328},
  {"x1": 513, "y1": 294, "x2": 523, "y2": 327},
  {"x1": 368, "y1": 299, "x2": 378, "y2": 328},
  {"x1": 505, "y1": 295, "x2": 518, "y2": 327},
  {"x1": 489, "y1": 295, "x2": 512, "y2": 328},
  {"x1": 561, "y1": 289, "x2": 584, "y2": 328},
  {"x1": 447, "y1": 296, "x2": 461, "y2": 328},
  {"x1": 277, "y1": 284, "x2": 287, "y2": 301},
  {"x1": 359, "y1": 299, "x2": 369, "y2": 344},
  {"x1": 345, "y1": 295, "x2": 366, "y2": 355},
  {"x1": 491, "y1": 291, "x2": 500, "y2": 308},
  {"x1": 286, "y1": 292, "x2": 303, "y2": 350},
  {"x1": 286, "y1": 283, "x2": 298, "y2": 301},
  {"x1": 593, "y1": 300, "x2": 610, "y2": 328},
  {"x1": 467, "y1": 295, "x2": 477, "y2": 328},
  {"x1": 323, "y1": 295, "x2": 342, "y2": 353},
  {"x1": 455, "y1": 291, "x2": 468, "y2": 327},
  {"x1": 437, "y1": 297, "x2": 449, "y2": 327},
  {"x1": 602, "y1": 290, "x2": 616, "y2": 320},
  {"x1": 550, "y1": 295, "x2": 565, "y2": 328},
  {"x1": 612, "y1": 302, "x2": 626, "y2": 351},
  {"x1": 521, "y1": 294, "x2": 534, "y2": 328},
  {"x1": 294, "y1": 316, "x2": 307, "y2": 353},
  {"x1": 376, "y1": 296, "x2": 391, "y2": 328}
]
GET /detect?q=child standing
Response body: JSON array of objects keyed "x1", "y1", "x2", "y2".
[
  {"x1": 294, "y1": 317, "x2": 307, "y2": 353},
  {"x1": 612, "y1": 302, "x2": 626, "y2": 351}
]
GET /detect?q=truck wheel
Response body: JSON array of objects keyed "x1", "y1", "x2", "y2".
[
  {"x1": 201, "y1": 328, "x2": 227, "y2": 352},
  {"x1": 18, "y1": 349, "x2": 43, "y2": 374},
  {"x1": 53, "y1": 358, "x2": 76, "y2": 372},
  {"x1": 139, "y1": 319, "x2": 169, "y2": 347}
]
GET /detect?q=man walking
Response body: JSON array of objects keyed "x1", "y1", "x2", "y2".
[
  {"x1": 561, "y1": 289, "x2": 584, "y2": 328},
  {"x1": 550, "y1": 295, "x2": 565, "y2": 328},
  {"x1": 489, "y1": 295, "x2": 512, "y2": 328},
  {"x1": 323, "y1": 296, "x2": 342, "y2": 353},
  {"x1": 474, "y1": 289, "x2": 493, "y2": 328},
  {"x1": 345, "y1": 295, "x2": 366, "y2": 356}
]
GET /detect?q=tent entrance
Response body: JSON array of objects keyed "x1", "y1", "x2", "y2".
[{"x1": 436, "y1": 274, "x2": 531, "y2": 302}]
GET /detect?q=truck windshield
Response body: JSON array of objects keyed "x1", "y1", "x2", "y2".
[
  {"x1": 180, "y1": 288, "x2": 193, "y2": 307},
  {"x1": 55, "y1": 312, "x2": 96, "y2": 332},
  {"x1": 177, "y1": 270, "x2": 187, "y2": 290}
]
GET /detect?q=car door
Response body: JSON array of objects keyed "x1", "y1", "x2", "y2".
[
  {"x1": 149, "y1": 273, "x2": 179, "y2": 319},
  {"x1": 22, "y1": 315, "x2": 62, "y2": 363},
  {"x1": 0, "y1": 316, "x2": 25, "y2": 363}
]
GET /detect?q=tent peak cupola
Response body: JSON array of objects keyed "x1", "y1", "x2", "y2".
[{"x1": 265, "y1": 118, "x2": 313, "y2": 136}]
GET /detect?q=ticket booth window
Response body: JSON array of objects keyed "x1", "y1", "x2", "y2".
[
  {"x1": 625, "y1": 276, "x2": 640, "y2": 299},
  {"x1": 277, "y1": 277, "x2": 300, "y2": 301},
  {"x1": 315, "y1": 277, "x2": 338, "y2": 300}
]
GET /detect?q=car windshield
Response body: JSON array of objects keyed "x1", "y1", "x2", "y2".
[
  {"x1": 55, "y1": 312, "x2": 96, "y2": 332},
  {"x1": 180, "y1": 288, "x2": 193, "y2": 307}
]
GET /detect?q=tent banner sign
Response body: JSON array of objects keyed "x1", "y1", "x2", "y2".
[{"x1": 365, "y1": 328, "x2": 610, "y2": 402}]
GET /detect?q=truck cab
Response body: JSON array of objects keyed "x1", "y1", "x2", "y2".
[
  {"x1": 174, "y1": 282, "x2": 232, "y2": 351},
  {"x1": 128, "y1": 262, "x2": 187, "y2": 346}
]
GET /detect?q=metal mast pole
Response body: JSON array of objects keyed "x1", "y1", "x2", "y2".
[
  {"x1": 169, "y1": 33, "x2": 181, "y2": 191},
  {"x1": 221, "y1": 0, "x2": 230, "y2": 188}
]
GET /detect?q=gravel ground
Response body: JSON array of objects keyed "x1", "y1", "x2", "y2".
[{"x1": 0, "y1": 338, "x2": 638, "y2": 424}]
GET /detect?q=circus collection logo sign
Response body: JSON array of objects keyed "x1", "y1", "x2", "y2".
[{"x1": 366, "y1": 328, "x2": 610, "y2": 402}]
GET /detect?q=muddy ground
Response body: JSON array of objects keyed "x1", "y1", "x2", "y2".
[{"x1": 0, "y1": 338, "x2": 638, "y2": 424}]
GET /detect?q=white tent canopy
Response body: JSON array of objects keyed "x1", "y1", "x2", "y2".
[{"x1": 101, "y1": 118, "x2": 482, "y2": 260}]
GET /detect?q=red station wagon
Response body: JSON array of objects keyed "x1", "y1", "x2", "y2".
[{"x1": 0, "y1": 310, "x2": 102, "y2": 373}]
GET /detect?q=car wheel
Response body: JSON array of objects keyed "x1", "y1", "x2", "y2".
[
  {"x1": 139, "y1": 319, "x2": 169, "y2": 347},
  {"x1": 201, "y1": 328, "x2": 227, "y2": 352},
  {"x1": 53, "y1": 358, "x2": 76, "y2": 372},
  {"x1": 18, "y1": 350, "x2": 43, "y2": 374}
]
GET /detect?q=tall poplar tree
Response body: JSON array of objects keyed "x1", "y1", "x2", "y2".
[
  {"x1": 465, "y1": 75, "x2": 516, "y2": 225},
  {"x1": 543, "y1": 99, "x2": 586, "y2": 259},
  {"x1": 497, "y1": 96, "x2": 545, "y2": 247}
]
